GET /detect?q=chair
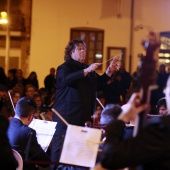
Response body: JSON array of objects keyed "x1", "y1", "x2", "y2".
[{"x1": 12, "y1": 149, "x2": 23, "y2": 170}]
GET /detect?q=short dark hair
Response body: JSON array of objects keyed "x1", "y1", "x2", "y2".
[
  {"x1": 64, "y1": 39, "x2": 86, "y2": 61},
  {"x1": 156, "y1": 97, "x2": 167, "y2": 109},
  {"x1": 15, "y1": 97, "x2": 37, "y2": 118},
  {"x1": 100, "y1": 104, "x2": 122, "y2": 125}
]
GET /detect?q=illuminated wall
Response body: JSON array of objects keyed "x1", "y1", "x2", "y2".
[{"x1": 30, "y1": 0, "x2": 170, "y2": 88}]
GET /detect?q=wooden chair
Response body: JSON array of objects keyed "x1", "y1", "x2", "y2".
[{"x1": 12, "y1": 149, "x2": 23, "y2": 170}]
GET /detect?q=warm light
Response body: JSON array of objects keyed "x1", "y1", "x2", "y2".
[
  {"x1": 158, "y1": 53, "x2": 164, "y2": 57},
  {"x1": 164, "y1": 53, "x2": 170, "y2": 57},
  {"x1": 0, "y1": 11, "x2": 8, "y2": 24},
  {"x1": 95, "y1": 54, "x2": 102, "y2": 59},
  {"x1": 165, "y1": 59, "x2": 170, "y2": 63}
]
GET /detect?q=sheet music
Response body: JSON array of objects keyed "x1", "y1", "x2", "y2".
[
  {"x1": 60, "y1": 125, "x2": 102, "y2": 168},
  {"x1": 29, "y1": 119, "x2": 57, "y2": 152}
]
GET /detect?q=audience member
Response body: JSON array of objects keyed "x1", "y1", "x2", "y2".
[
  {"x1": 25, "y1": 84, "x2": 35, "y2": 99},
  {"x1": 103, "y1": 73, "x2": 122, "y2": 105},
  {"x1": 39, "y1": 87, "x2": 49, "y2": 107},
  {"x1": 26, "y1": 71, "x2": 39, "y2": 89},
  {"x1": 0, "y1": 84, "x2": 13, "y2": 119},
  {"x1": 0, "y1": 67, "x2": 7, "y2": 86},
  {"x1": 116, "y1": 62, "x2": 132, "y2": 103},
  {"x1": 33, "y1": 94, "x2": 53, "y2": 121},
  {"x1": 16, "y1": 69, "x2": 27, "y2": 87},
  {"x1": 10, "y1": 89, "x2": 22, "y2": 108},
  {"x1": 6, "y1": 69, "x2": 17, "y2": 90},
  {"x1": 7, "y1": 97, "x2": 50, "y2": 170},
  {"x1": 44, "y1": 67, "x2": 56, "y2": 95}
]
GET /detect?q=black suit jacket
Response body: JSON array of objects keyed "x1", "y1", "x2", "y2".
[
  {"x1": 100, "y1": 116, "x2": 170, "y2": 170},
  {"x1": 8, "y1": 118, "x2": 50, "y2": 170},
  {"x1": 53, "y1": 59, "x2": 109, "y2": 134}
]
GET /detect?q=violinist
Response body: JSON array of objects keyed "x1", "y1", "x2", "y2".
[
  {"x1": 7, "y1": 97, "x2": 50, "y2": 170},
  {"x1": 94, "y1": 76, "x2": 170, "y2": 170},
  {"x1": 51, "y1": 39, "x2": 119, "y2": 170}
]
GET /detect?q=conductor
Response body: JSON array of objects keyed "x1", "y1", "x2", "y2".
[{"x1": 51, "y1": 39, "x2": 119, "y2": 170}]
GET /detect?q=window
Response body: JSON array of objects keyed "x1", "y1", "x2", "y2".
[
  {"x1": 70, "y1": 28, "x2": 104, "y2": 70},
  {"x1": 159, "y1": 31, "x2": 170, "y2": 65}
]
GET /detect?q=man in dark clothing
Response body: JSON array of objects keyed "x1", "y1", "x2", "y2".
[
  {"x1": 51, "y1": 39, "x2": 119, "y2": 170},
  {"x1": 44, "y1": 67, "x2": 56, "y2": 95},
  {"x1": 8, "y1": 97, "x2": 50, "y2": 170}
]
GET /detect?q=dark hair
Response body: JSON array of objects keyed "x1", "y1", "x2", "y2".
[
  {"x1": 15, "y1": 97, "x2": 36, "y2": 117},
  {"x1": 100, "y1": 104, "x2": 122, "y2": 125},
  {"x1": 27, "y1": 71, "x2": 37, "y2": 79},
  {"x1": 156, "y1": 97, "x2": 167, "y2": 109},
  {"x1": 10, "y1": 89, "x2": 22, "y2": 98},
  {"x1": 25, "y1": 84, "x2": 35, "y2": 92},
  {"x1": 64, "y1": 39, "x2": 86, "y2": 61}
]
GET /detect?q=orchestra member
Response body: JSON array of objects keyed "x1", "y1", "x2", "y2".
[
  {"x1": 7, "y1": 97, "x2": 50, "y2": 170},
  {"x1": 94, "y1": 76, "x2": 170, "y2": 170}
]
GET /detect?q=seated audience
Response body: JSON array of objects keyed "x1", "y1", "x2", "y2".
[
  {"x1": 0, "y1": 67, "x2": 7, "y2": 86},
  {"x1": 25, "y1": 84, "x2": 35, "y2": 99},
  {"x1": 26, "y1": 71, "x2": 39, "y2": 89},
  {"x1": 33, "y1": 94, "x2": 53, "y2": 121},
  {"x1": 10, "y1": 89, "x2": 22, "y2": 108},
  {"x1": 0, "y1": 84, "x2": 13, "y2": 119},
  {"x1": 44, "y1": 67, "x2": 56, "y2": 96},
  {"x1": 6, "y1": 69, "x2": 17, "y2": 90},
  {"x1": 15, "y1": 69, "x2": 27, "y2": 87},
  {"x1": 7, "y1": 97, "x2": 50, "y2": 170}
]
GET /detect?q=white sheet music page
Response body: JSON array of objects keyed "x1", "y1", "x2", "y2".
[
  {"x1": 59, "y1": 124, "x2": 102, "y2": 168},
  {"x1": 29, "y1": 119, "x2": 57, "y2": 152}
]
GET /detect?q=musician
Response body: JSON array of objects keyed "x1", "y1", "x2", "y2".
[
  {"x1": 156, "y1": 97, "x2": 169, "y2": 116},
  {"x1": 51, "y1": 39, "x2": 119, "y2": 170},
  {"x1": 7, "y1": 97, "x2": 50, "y2": 170},
  {"x1": 94, "y1": 76, "x2": 170, "y2": 170}
]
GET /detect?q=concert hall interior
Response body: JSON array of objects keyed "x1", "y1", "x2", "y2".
[
  {"x1": 0, "y1": 0, "x2": 170, "y2": 87},
  {"x1": 1, "y1": 0, "x2": 170, "y2": 170}
]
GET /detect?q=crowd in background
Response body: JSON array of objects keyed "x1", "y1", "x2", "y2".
[
  {"x1": 0, "y1": 63, "x2": 169, "y2": 121},
  {"x1": 0, "y1": 67, "x2": 56, "y2": 120},
  {"x1": 0, "y1": 61, "x2": 170, "y2": 170}
]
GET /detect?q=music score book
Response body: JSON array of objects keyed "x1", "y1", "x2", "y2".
[
  {"x1": 29, "y1": 119, "x2": 57, "y2": 152},
  {"x1": 59, "y1": 124, "x2": 102, "y2": 168}
]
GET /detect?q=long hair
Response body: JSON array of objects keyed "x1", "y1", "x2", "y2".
[{"x1": 64, "y1": 39, "x2": 86, "y2": 61}]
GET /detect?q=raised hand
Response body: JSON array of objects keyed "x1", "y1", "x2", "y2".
[
  {"x1": 105, "y1": 58, "x2": 120, "y2": 77},
  {"x1": 84, "y1": 63, "x2": 101, "y2": 75}
]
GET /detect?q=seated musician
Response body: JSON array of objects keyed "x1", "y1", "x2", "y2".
[
  {"x1": 99, "y1": 104, "x2": 122, "y2": 140},
  {"x1": 156, "y1": 97, "x2": 169, "y2": 116},
  {"x1": 7, "y1": 97, "x2": 50, "y2": 170},
  {"x1": 93, "y1": 76, "x2": 170, "y2": 170}
]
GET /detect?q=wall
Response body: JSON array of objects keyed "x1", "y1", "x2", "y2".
[{"x1": 30, "y1": 0, "x2": 170, "y2": 88}]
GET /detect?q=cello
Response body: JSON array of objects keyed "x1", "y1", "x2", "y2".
[{"x1": 133, "y1": 31, "x2": 160, "y2": 136}]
